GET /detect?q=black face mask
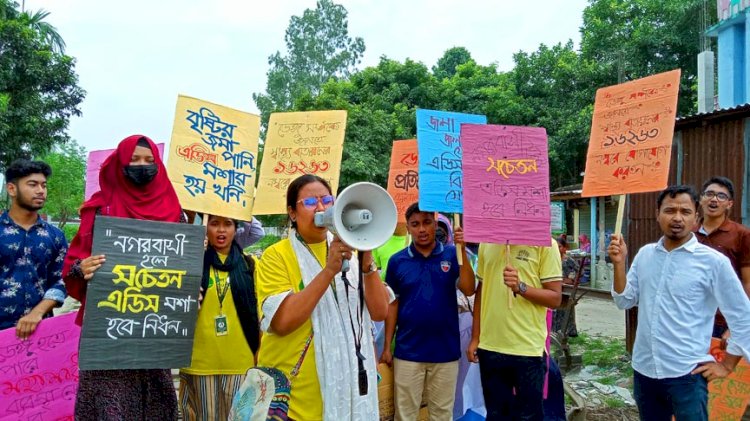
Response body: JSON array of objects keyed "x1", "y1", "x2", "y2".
[{"x1": 123, "y1": 164, "x2": 158, "y2": 186}]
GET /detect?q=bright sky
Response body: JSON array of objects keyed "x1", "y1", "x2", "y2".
[{"x1": 26, "y1": 0, "x2": 589, "y2": 154}]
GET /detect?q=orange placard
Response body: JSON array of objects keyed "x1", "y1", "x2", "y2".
[
  {"x1": 582, "y1": 69, "x2": 681, "y2": 197},
  {"x1": 708, "y1": 338, "x2": 750, "y2": 420},
  {"x1": 387, "y1": 140, "x2": 419, "y2": 223}
]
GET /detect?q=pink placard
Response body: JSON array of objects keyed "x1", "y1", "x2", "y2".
[
  {"x1": 85, "y1": 144, "x2": 165, "y2": 200},
  {"x1": 0, "y1": 313, "x2": 80, "y2": 420},
  {"x1": 461, "y1": 124, "x2": 551, "y2": 246}
]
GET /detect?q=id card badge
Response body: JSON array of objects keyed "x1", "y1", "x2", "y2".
[{"x1": 214, "y1": 314, "x2": 228, "y2": 336}]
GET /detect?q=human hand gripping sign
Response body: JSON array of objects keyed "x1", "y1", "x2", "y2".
[{"x1": 81, "y1": 254, "x2": 106, "y2": 281}]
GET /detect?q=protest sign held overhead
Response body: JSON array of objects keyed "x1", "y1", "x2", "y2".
[
  {"x1": 0, "y1": 313, "x2": 80, "y2": 421},
  {"x1": 462, "y1": 124, "x2": 550, "y2": 246},
  {"x1": 167, "y1": 95, "x2": 260, "y2": 220},
  {"x1": 416, "y1": 109, "x2": 486, "y2": 213},
  {"x1": 386, "y1": 139, "x2": 419, "y2": 223},
  {"x1": 79, "y1": 216, "x2": 205, "y2": 370},
  {"x1": 86, "y1": 144, "x2": 165, "y2": 201},
  {"x1": 582, "y1": 69, "x2": 681, "y2": 197},
  {"x1": 254, "y1": 110, "x2": 346, "y2": 215}
]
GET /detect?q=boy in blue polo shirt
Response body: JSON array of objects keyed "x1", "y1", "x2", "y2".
[{"x1": 381, "y1": 202, "x2": 476, "y2": 421}]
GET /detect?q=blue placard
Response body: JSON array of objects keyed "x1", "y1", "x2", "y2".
[{"x1": 416, "y1": 109, "x2": 487, "y2": 213}]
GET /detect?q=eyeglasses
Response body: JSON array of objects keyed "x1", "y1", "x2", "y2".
[
  {"x1": 702, "y1": 191, "x2": 730, "y2": 202},
  {"x1": 297, "y1": 195, "x2": 335, "y2": 209}
]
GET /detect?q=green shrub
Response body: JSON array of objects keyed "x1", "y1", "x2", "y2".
[
  {"x1": 244, "y1": 234, "x2": 282, "y2": 255},
  {"x1": 62, "y1": 224, "x2": 79, "y2": 242}
]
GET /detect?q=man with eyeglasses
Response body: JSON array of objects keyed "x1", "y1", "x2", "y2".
[{"x1": 694, "y1": 176, "x2": 750, "y2": 341}]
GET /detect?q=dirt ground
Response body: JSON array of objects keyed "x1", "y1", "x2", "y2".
[{"x1": 573, "y1": 295, "x2": 626, "y2": 338}]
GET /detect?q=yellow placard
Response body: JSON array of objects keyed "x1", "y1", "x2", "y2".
[
  {"x1": 254, "y1": 110, "x2": 347, "y2": 215},
  {"x1": 167, "y1": 95, "x2": 260, "y2": 221}
]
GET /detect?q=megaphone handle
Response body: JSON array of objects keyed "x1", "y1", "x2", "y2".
[{"x1": 341, "y1": 259, "x2": 350, "y2": 273}]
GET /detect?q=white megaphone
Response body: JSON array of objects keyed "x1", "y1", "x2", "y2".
[{"x1": 314, "y1": 182, "x2": 398, "y2": 272}]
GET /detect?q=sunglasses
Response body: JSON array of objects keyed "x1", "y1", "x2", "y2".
[
  {"x1": 297, "y1": 195, "x2": 335, "y2": 209},
  {"x1": 702, "y1": 191, "x2": 730, "y2": 202}
]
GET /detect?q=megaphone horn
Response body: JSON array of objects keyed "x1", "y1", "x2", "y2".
[{"x1": 314, "y1": 182, "x2": 398, "y2": 272}]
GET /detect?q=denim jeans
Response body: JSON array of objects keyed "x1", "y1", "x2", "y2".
[
  {"x1": 477, "y1": 349, "x2": 545, "y2": 421},
  {"x1": 633, "y1": 370, "x2": 708, "y2": 421}
]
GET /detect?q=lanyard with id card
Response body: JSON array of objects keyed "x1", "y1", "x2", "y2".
[{"x1": 213, "y1": 268, "x2": 230, "y2": 336}]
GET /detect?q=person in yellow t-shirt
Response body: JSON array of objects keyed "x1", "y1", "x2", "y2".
[
  {"x1": 255, "y1": 174, "x2": 389, "y2": 421},
  {"x1": 179, "y1": 214, "x2": 260, "y2": 421},
  {"x1": 467, "y1": 238, "x2": 562, "y2": 420}
]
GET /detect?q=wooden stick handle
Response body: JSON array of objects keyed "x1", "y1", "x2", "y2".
[
  {"x1": 614, "y1": 194, "x2": 627, "y2": 236},
  {"x1": 506, "y1": 242, "x2": 513, "y2": 309},
  {"x1": 454, "y1": 214, "x2": 463, "y2": 266}
]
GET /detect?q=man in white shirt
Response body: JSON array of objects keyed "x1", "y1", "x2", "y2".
[{"x1": 608, "y1": 185, "x2": 750, "y2": 421}]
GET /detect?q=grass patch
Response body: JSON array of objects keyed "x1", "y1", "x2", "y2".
[
  {"x1": 604, "y1": 396, "x2": 626, "y2": 408},
  {"x1": 568, "y1": 333, "x2": 632, "y2": 375}
]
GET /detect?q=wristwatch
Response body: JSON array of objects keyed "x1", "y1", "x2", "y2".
[
  {"x1": 518, "y1": 281, "x2": 528, "y2": 296},
  {"x1": 362, "y1": 261, "x2": 378, "y2": 275}
]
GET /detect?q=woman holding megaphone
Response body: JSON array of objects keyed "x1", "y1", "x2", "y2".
[{"x1": 254, "y1": 174, "x2": 388, "y2": 420}]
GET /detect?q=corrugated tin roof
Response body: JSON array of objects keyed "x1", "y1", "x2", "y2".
[{"x1": 675, "y1": 103, "x2": 750, "y2": 129}]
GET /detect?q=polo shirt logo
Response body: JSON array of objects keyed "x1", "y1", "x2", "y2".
[
  {"x1": 440, "y1": 260, "x2": 451, "y2": 272},
  {"x1": 516, "y1": 250, "x2": 530, "y2": 262}
]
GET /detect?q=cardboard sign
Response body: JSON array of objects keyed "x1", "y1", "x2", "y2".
[
  {"x1": 0, "y1": 313, "x2": 80, "y2": 421},
  {"x1": 167, "y1": 95, "x2": 260, "y2": 220},
  {"x1": 416, "y1": 109, "x2": 487, "y2": 213},
  {"x1": 386, "y1": 140, "x2": 419, "y2": 223},
  {"x1": 582, "y1": 69, "x2": 681, "y2": 197},
  {"x1": 79, "y1": 216, "x2": 205, "y2": 370},
  {"x1": 462, "y1": 124, "x2": 551, "y2": 246},
  {"x1": 708, "y1": 338, "x2": 750, "y2": 420},
  {"x1": 86, "y1": 144, "x2": 165, "y2": 201},
  {"x1": 254, "y1": 111, "x2": 347, "y2": 215}
]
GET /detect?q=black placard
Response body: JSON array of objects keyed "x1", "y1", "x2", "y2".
[{"x1": 79, "y1": 216, "x2": 205, "y2": 370}]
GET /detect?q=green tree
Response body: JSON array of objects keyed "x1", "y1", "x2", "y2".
[
  {"x1": 0, "y1": 0, "x2": 85, "y2": 172},
  {"x1": 18, "y1": 8, "x2": 66, "y2": 53},
  {"x1": 296, "y1": 57, "x2": 440, "y2": 188},
  {"x1": 253, "y1": 0, "x2": 365, "y2": 132},
  {"x1": 40, "y1": 140, "x2": 86, "y2": 228},
  {"x1": 511, "y1": 41, "x2": 604, "y2": 187},
  {"x1": 432, "y1": 46, "x2": 473, "y2": 79},
  {"x1": 580, "y1": 0, "x2": 713, "y2": 115}
]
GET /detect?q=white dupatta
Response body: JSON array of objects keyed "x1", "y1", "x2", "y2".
[{"x1": 288, "y1": 230, "x2": 378, "y2": 420}]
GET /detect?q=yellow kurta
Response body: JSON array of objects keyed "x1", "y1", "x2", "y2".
[
  {"x1": 256, "y1": 238, "x2": 326, "y2": 421},
  {"x1": 182, "y1": 254, "x2": 255, "y2": 375}
]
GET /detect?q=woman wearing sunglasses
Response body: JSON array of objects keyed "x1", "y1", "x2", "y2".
[{"x1": 255, "y1": 174, "x2": 389, "y2": 420}]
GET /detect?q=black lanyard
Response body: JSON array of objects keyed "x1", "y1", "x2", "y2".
[
  {"x1": 212, "y1": 267, "x2": 231, "y2": 313},
  {"x1": 342, "y1": 257, "x2": 368, "y2": 396}
]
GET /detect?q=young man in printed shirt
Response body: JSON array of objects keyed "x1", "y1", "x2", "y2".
[{"x1": 0, "y1": 160, "x2": 67, "y2": 338}]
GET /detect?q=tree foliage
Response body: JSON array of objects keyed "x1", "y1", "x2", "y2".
[
  {"x1": 0, "y1": 0, "x2": 85, "y2": 172},
  {"x1": 253, "y1": 0, "x2": 365, "y2": 132},
  {"x1": 580, "y1": 0, "x2": 711, "y2": 115},
  {"x1": 40, "y1": 140, "x2": 86, "y2": 227},
  {"x1": 257, "y1": 0, "x2": 711, "y2": 196}
]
